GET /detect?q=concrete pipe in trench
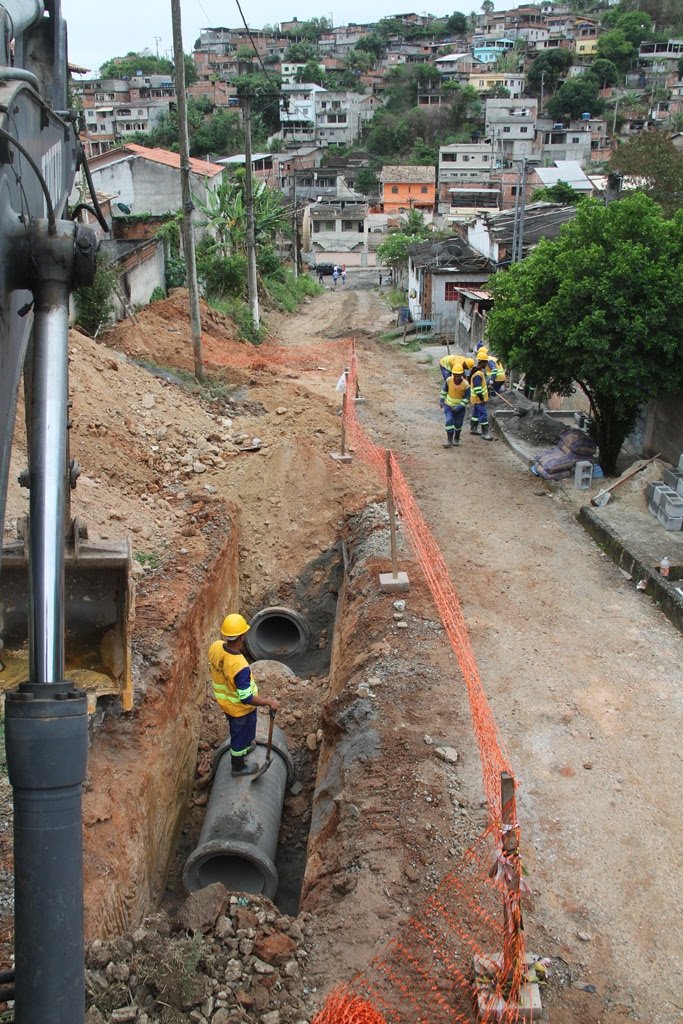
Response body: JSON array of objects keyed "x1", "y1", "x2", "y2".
[
  {"x1": 245, "y1": 606, "x2": 310, "y2": 662},
  {"x1": 182, "y1": 723, "x2": 294, "y2": 899}
]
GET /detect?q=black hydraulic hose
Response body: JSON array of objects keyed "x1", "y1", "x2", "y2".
[
  {"x1": 79, "y1": 147, "x2": 110, "y2": 233},
  {"x1": 0, "y1": 969, "x2": 14, "y2": 984},
  {"x1": 0, "y1": 126, "x2": 56, "y2": 232},
  {"x1": 0, "y1": 985, "x2": 15, "y2": 1001}
]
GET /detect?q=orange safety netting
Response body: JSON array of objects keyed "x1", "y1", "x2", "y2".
[
  {"x1": 197, "y1": 335, "x2": 530, "y2": 1022},
  {"x1": 200, "y1": 334, "x2": 349, "y2": 372},
  {"x1": 310, "y1": 346, "x2": 529, "y2": 1024}
]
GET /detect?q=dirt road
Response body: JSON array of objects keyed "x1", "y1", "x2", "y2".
[{"x1": 275, "y1": 282, "x2": 683, "y2": 1024}]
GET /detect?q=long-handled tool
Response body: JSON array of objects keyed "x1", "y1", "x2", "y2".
[
  {"x1": 590, "y1": 453, "x2": 661, "y2": 508},
  {"x1": 493, "y1": 391, "x2": 529, "y2": 417},
  {"x1": 251, "y1": 708, "x2": 277, "y2": 782}
]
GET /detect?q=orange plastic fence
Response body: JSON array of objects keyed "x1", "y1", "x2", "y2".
[
  {"x1": 199, "y1": 333, "x2": 349, "y2": 372},
  {"x1": 309, "y1": 346, "x2": 529, "y2": 1024},
  {"x1": 197, "y1": 335, "x2": 529, "y2": 1022}
]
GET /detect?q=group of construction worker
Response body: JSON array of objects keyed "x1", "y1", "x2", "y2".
[{"x1": 438, "y1": 343, "x2": 505, "y2": 448}]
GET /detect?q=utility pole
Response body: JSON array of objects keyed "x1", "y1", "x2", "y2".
[
  {"x1": 515, "y1": 158, "x2": 528, "y2": 263},
  {"x1": 170, "y1": 0, "x2": 204, "y2": 380},
  {"x1": 511, "y1": 161, "x2": 522, "y2": 262},
  {"x1": 539, "y1": 69, "x2": 545, "y2": 113},
  {"x1": 243, "y1": 92, "x2": 260, "y2": 330},
  {"x1": 612, "y1": 93, "x2": 619, "y2": 137},
  {"x1": 292, "y1": 171, "x2": 298, "y2": 280},
  {"x1": 155, "y1": 35, "x2": 162, "y2": 57}
]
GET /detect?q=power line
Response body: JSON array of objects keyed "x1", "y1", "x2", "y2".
[{"x1": 233, "y1": 0, "x2": 275, "y2": 86}]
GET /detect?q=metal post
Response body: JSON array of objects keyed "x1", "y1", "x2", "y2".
[
  {"x1": 385, "y1": 449, "x2": 399, "y2": 579},
  {"x1": 500, "y1": 771, "x2": 523, "y2": 1003},
  {"x1": 341, "y1": 392, "x2": 348, "y2": 455},
  {"x1": 243, "y1": 94, "x2": 260, "y2": 330},
  {"x1": 516, "y1": 159, "x2": 529, "y2": 263},
  {"x1": 171, "y1": 0, "x2": 204, "y2": 381},
  {"x1": 511, "y1": 163, "x2": 522, "y2": 263}
]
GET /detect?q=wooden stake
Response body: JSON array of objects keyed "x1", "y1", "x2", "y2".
[
  {"x1": 386, "y1": 449, "x2": 399, "y2": 578},
  {"x1": 500, "y1": 771, "x2": 523, "y2": 1003}
]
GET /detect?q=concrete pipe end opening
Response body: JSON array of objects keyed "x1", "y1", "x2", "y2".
[
  {"x1": 183, "y1": 840, "x2": 278, "y2": 900},
  {"x1": 246, "y1": 607, "x2": 310, "y2": 662}
]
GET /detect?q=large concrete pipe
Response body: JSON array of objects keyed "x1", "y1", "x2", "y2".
[
  {"x1": 245, "y1": 606, "x2": 309, "y2": 661},
  {"x1": 183, "y1": 722, "x2": 294, "y2": 899}
]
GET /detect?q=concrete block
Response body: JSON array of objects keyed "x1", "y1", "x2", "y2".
[
  {"x1": 379, "y1": 571, "x2": 410, "y2": 593},
  {"x1": 678, "y1": 453, "x2": 683, "y2": 473},
  {"x1": 645, "y1": 480, "x2": 665, "y2": 501},
  {"x1": 663, "y1": 468, "x2": 683, "y2": 490},
  {"x1": 473, "y1": 953, "x2": 543, "y2": 1021},
  {"x1": 574, "y1": 460, "x2": 593, "y2": 489},
  {"x1": 657, "y1": 505, "x2": 683, "y2": 532},
  {"x1": 677, "y1": 478, "x2": 683, "y2": 498},
  {"x1": 648, "y1": 499, "x2": 659, "y2": 517},
  {"x1": 662, "y1": 494, "x2": 683, "y2": 518},
  {"x1": 653, "y1": 485, "x2": 676, "y2": 507},
  {"x1": 330, "y1": 452, "x2": 352, "y2": 464}
]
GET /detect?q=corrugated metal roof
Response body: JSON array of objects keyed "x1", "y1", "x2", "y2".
[
  {"x1": 482, "y1": 202, "x2": 577, "y2": 246},
  {"x1": 407, "y1": 235, "x2": 491, "y2": 271}
]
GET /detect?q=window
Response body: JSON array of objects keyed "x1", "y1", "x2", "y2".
[
  {"x1": 442, "y1": 153, "x2": 456, "y2": 161},
  {"x1": 420, "y1": 185, "x2": 428, "y2": 193},
  {"x1": 503, "y1": 126, "x2": 511, "y2": 132},
  {"x1": 482, "y1": 154, "x2": 489, "y2": 161},
  {"x1": 314, "y1": 220, "x2": 335, "y2": 232},
  {"x1": 391, "y1": 186, "x2": 399, "y2": 194},
  {"x1": 462, "y1": 154, "x2": 470, "y2": 162},
  {"x1": 445, "y1": 282, "x2": 459, "y2": 301},
  {"x1": 342, "y1": 220, "x2": 356, "y2": 231},
  {"x1": 520, "y1": 126, "x2": 528, "y2": 133}
]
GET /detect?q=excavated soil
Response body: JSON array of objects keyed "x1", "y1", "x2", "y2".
[{"x1": 1, "y1": 284, "x2": 682, "y2": 1024}]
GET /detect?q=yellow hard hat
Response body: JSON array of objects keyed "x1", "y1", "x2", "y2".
[
  {"x1": 451, "y1": 361, "x2": 464, "y2": 375},
  {"x1": 477, "y1": 348, "x2": 489, "y2": 361},
  {"x1": 221, "y1": 613, "x2": 250, "y2": 639},
  {"x1": 463, "y1": 357, "x2": 475, "y2": 369}
]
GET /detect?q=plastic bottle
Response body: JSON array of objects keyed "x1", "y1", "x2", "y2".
[{"x1": 660, "y1": 556, "x2": 670, "y2": 578}]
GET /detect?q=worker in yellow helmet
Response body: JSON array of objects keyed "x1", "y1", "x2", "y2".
[
  {"x1": 469, "y1": 348, "x2": 493, "y2": 441},
  {"x1": 208, "y1": 613, "x2": 281, "y2": 777},
  {"x1": 439, "y1": 361, "x2": 470, "y2": 447},
  {"x1": 439, "y1": 352, "x2": 469, "y2": 383}
]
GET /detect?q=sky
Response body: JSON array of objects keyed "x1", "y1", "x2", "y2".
[{"x1": 61, "y1": 0, "x2": 509, "y2": 75}]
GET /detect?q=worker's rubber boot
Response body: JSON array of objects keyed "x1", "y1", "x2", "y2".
[
  {"x1": 453, "y1": 429, "x2": 461, "y2": 447},
  {"x1": 480, "y1": 423, "x2": 493, "y2": 441},
  {"x1": 443, "y1": 432, "x2": 453, "y2": 448},
  {"x1": 470, "y1": 420, "x2": 480, "y2": 435},
  {"x1": 231, "y1": 756, "x2": 258, "y2": 776}
]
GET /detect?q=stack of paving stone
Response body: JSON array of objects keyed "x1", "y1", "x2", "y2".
[{"x1": 646, "y1": 455, "x2": 683, "y2": 531}]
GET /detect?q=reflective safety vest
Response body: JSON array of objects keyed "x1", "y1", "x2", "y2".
[
  {"x1": 440, "y1": 376, "x2": 470, "y2": 408},
  {"x1": 439, "y1": 354, "x2": 466, "y2": 372},
  {"x1": 488, "y1": 357, "x2": 506, "y2": 383},
  {"x1": 208, "y1": 641, "x2": 258, "y2": 717},
  {"x1": 470, "y1": 367, "x2": 489, "y2": 405}
]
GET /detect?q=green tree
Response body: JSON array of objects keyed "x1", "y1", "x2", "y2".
[
  {"x1": 527, "y1": 50, "x2": 574, "y2": 96},
  {"x1": 377, "y1": 232, "x2": 417, "y2": 271},
  {"x1": 595, "y1": 29, "x2": 636, "y2": 71},
  {"x1": 194, "y1": 172, "x2": 290, "y2": 254},
  {"x1": 481, "y1": 0, "x2": 494, "y2": 13},
  {"x1": 530, "y1": 181, "x2": 583, "y2": 204},
  {"x1": 589, "y1": 57, "x2": 620, "y2": 88},
  {"x1": 284, "y1": 41, "x2": 318, "y2": 62},
  {"x1": 99, "y1": 52, "x2": 174, "y2": 77},
  {"x1": 398, "y1": 208, "x2": 428, "y2": 235},
  {"x1": 355, "y1": 167, "x2": 380, "y2": 195},
  {"x1": 546, "y1": 75, "x2": 604, "y2": 119},
  {"x1": 609, "y1": 131, "x2": 683, "y2": 215},
  {"x1": 445, "y1": 12, "x2": 468, "y2": 34},
  {"x1": 294, "y1": 60, "x2": 326, "y2": 85},
  {"x1": 600, "y1": 8, "x2": 653, "y2": 47},
  {"x1": 486, "y1": 194, "x2": 683, "y2": 473}
]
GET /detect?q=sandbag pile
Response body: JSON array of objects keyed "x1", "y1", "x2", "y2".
[{"x1": 531, "y1": 428, "x2": 597, "y2": 480}]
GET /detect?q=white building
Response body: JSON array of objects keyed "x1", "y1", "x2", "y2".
[{"x1": 485, "y1": 98, "x2": 538, "y2": 166}]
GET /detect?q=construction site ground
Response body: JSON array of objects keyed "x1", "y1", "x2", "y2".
[{"x1": 1, "y1": 277, "x2": 682, "y2": 1024}]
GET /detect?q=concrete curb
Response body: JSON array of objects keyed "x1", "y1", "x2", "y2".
[{"x1": 578, "y1": 504, "x2": 683, "y2": 633}]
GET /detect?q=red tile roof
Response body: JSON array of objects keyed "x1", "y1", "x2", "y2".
[{"x1": 123, "y1": 143, "x2": 225, "y2": 177}]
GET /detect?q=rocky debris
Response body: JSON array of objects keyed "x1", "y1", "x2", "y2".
[{"x1": 85, "y1": 892, "x2": 317, "y2": 1024}]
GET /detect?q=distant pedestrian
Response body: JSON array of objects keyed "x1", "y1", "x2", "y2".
[
  {"x1": 378, "y1": 270, "x2": 383, "y2": 286},
  {"x1": 317, "y1": 267, "x2": 324, "y2": 284},
  {"x1": 341, "y1": 268, "x2": 347, "y2": 286},
  {"x1": 332, "y1": 268, "x2": 339, "y2": 287}
]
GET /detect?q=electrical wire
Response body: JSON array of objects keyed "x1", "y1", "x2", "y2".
[{"x1": 233, "y1": 0, "x2": 275, "y2": 86}]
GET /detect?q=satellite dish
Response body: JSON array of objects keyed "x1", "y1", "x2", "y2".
[{"x1": 116, "y1": 202, "x2": 131, "y2": 214}]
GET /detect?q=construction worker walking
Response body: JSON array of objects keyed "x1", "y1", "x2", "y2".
[
  {"x1": 208, "y1": 613, "x2": 281, "y2": 776},
  {"x1": 469, "y1": 349, "x2": 493, "y2": 441},
  {"x1": 439, "y1": 361, "x2": 470, "y2": 447}
]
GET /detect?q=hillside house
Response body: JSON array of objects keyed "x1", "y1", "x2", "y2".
[
  {"x1": 406, "y1": 236, "x2": 492, "y2": 337},
  {"x1": 84, "y1": 144, "x2": 224, "y2": 225},
  {"x1": 380, "y1": 165, "x2": 436, "y2": 214},
  {"x1": 485, "y1": 98, "x2": 538, "y2": 165}
]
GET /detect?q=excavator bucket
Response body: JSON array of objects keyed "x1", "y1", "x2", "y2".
[{"x1": 0, "y1": 517, "x2": 134, "y2": 712}]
